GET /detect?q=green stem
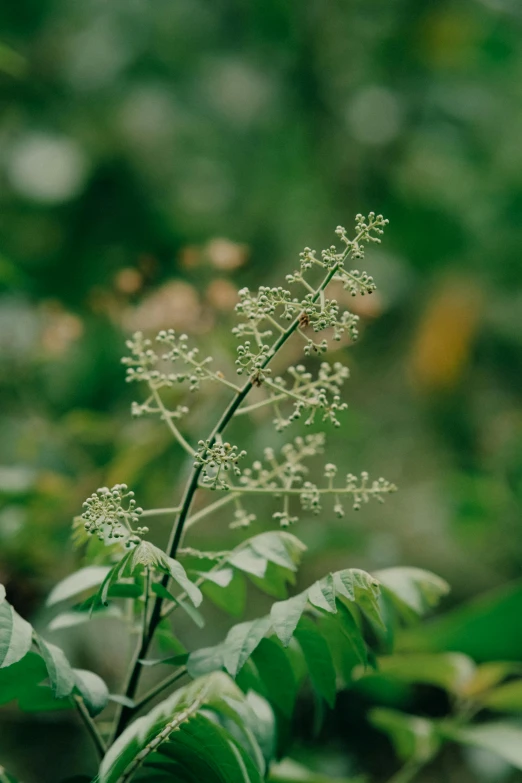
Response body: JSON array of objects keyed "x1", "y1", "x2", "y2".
[
  {"x1": 140, "y1": 506, "x2": 182, "y2": 518},
  {"x1": 150, "y1": 387, "x2": 195, "y2": 457},
  {"x1": 201, "y1": 484, "x2": 394, "y2": 496},
  {"x1": 185, "y1": 492, "x2": 239, "y2": 529},
  {"x1": 112, "y1": 259, "x2": 342, "y2": 739},
  {"x1": 142, "y1": 567, "x2": 151, "y2": 641},
  {"x1": 74, "y1": 695, "x2": 107, "y2": 760},
  {"x1": 133, "y1": 667, "x2": 187, "y2": 713}
]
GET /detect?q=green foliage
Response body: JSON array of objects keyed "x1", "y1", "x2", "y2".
[{"x1": 4, "y1": 214, "x2": 520, "y2": 783}]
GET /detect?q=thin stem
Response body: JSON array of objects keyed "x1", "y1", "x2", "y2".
[
  {"x1": 142, "y1": 568, "x2": 151, "y2": 641},
  {"x1": 140, "y1": 506, "x2": 182, "y2": 518},
  {"x1": 112, "y1": 259, "x2": 342, "y2": 739},
  {"x1": 203, "y1": 484, "x2": 392, "y2": 496},
  {"x1": 263, "y1": 377, "x2": 315, "y2": 407},
  {"x1": 185, "y1": 492, "x2": 239, "y2": 530},
  {"x1": 133, "y1": 667, "x2": 187, "y2": 713},
  {"x1": 150, "y1": 387, "x2": 195, "y2": 457},
  {"x1": 266, "y1": 314, "x2": 286, "y2": 334},
  {"x1": 74, "y1": 695, "x2": 107, "y2": 759}
]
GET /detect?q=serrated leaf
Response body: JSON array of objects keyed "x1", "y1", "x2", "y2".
[
  {"x1": 46, "y1": 566, "x2": 111, "y2": 607},
  {"x1": 74, "y1": 668, "x2": 109, "y2": 716},
  {"x1": 0, "y1": 594, "x2": 33, "y2": 668},
  {"x1": 295, "y1": 616, "x2": 337, "y2": 708},
  {"x1": 35, "y1": 636, "x2": 75, "y2": 698},
  {"x1": 307, "y1": 574, "x2": 336, "y2": 614},
  {"x1": 223, "y1": 617, "x2": 272, "y2": 677},
  {"x1": 271, "y1": 593, "x2": 308, "y2": 647},
  {"x1": 252, "y1": 638, "x2": 298, "y2": 719}
]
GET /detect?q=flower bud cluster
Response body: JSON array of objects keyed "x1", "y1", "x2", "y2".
[
  {"x1": 235, "y1": 341, "x2": 272, "y2": 377},
  {"x1": 81, "y1": 484, "x2": 148, "y2": 543},
  {"x1": 268, "y1": 362, "x2": 349, "y2": 431},
  {"x1": 122, "y1": 330, "x2": 218, "y2": 394},
  {"x1": 195, "y1": 440, "x2": 247, "y2": 490}
]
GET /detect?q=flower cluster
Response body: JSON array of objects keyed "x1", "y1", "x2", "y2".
[
  {"x1": 194, "y1": 440, "x2": 247, "y2": 490},
  {"x1": 231, "y1": 214, "x2": 387, "y2": 379},
  {"x1": 81, "y1": 484, "x2": 148, "y2": 544},
  {"x1": 221, "y1": 433, "x2": 397, "y2": 526},
  {"x1": 122, "y1": 330, "x2": 217, "y2": 393}
]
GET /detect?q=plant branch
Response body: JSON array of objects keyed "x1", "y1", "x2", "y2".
[
  {"x1": 150, "y1": 387, "x2": 195, "y2": 456},
  {"x1": 133, "y1": 667, "x2": 187, "y2": 714},
  {"x1": 140, "y1": 506, "x2": 182, "y2": 518},
  {"x1": 112, "y1": 260, "x2": 342, "y2": 739},
  {"x1": 74, "y1": 695, "x2": 107, "y2": 760}
]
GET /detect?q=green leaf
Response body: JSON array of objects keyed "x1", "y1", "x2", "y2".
[
  {"x1": 334, "y1": 569, "x2": 385, "y2": 632},
  {"x1": 271, "y1": 593, "x2": 308, "y2": 647},
  {"x1": 0, "y1": 652, "x2": 47, "y2": 706},
  {"x1": 201, "y1": 568, "x2": 235, "y2": 587},
  {"x1": 35, "y1": 636, "x2": 75, "y2": 698},
  {"x1": 203, "y1": 570, "x2": 247, "y2": 617},
  {"x1": 165, "y1": 557, "x2": 203, "y2": 607},
  {"x1": 398, "y1": 581, "x2": 522, "y2": 662},
  {"x1": 175, "y1": 597, "x2": 206, "y2": 628},
  {"x1": 0, "y1": 589, "x2": 33, "y2": 668},
  {"x1": 248, "y1": 562, "x2": 296, "y2": 600},
  {"x1": 249, "y1": 532, "x2": 305, "y2": 572},
  {"x1": 444, "y1": 722, "x2": 522, "y2": 770},
  {"x1": 307, "y1": 574, "x2": 336, "y2": 614},
  {"x1": 108, "y1": 583, "x2": 142, "y2": 599},
  {"x1": 74, "y1": 668, "x2": 109, "y2": 716},
  {"x1": 18, "y1": 684, "x2": 72, "y2": 712},
  {"x1": 223, "y1": 617, "x2": 272, "y2": 677},
  {"x1": 99, "y1": 672, "x2": 264, "y2": 783},
  {"x1": 48, "y1": 606, "x2": 122, "y2": 631},
  {"x1": 369, "y1": 708, "x2": 440, "y2": 763},
  {"x1": 229, "y1": 549, "x2": 268, "y2": 578},
  {"x1": 336, "y1": 602, "x2": 368, "y2": 667},
  {"x1": 188, "y1": 644, "x2": 226, "y2": 678},
  {"x1": 375, "y1": 653, "x2": 476, "y2": 694},
  {"x1": 294, "y1": 617, "x2": 337, "y2": 708},
  {"x1": 375, "y1": 567, "x2": 450, "y2": 621},
  {"x1": 252, "y1": 638, "x2": 298, "y2": 719},
  {"x1": 481, "y1": 680, "x2": 522, "y2": 712},
  {"x1": 46, "y1": 566, "x2": 111, "y2": 606}
]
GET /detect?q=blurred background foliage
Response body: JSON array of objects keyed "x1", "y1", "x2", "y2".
[{"x1": 1, "y1": 0, "x2": 522, "y2": 780}]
